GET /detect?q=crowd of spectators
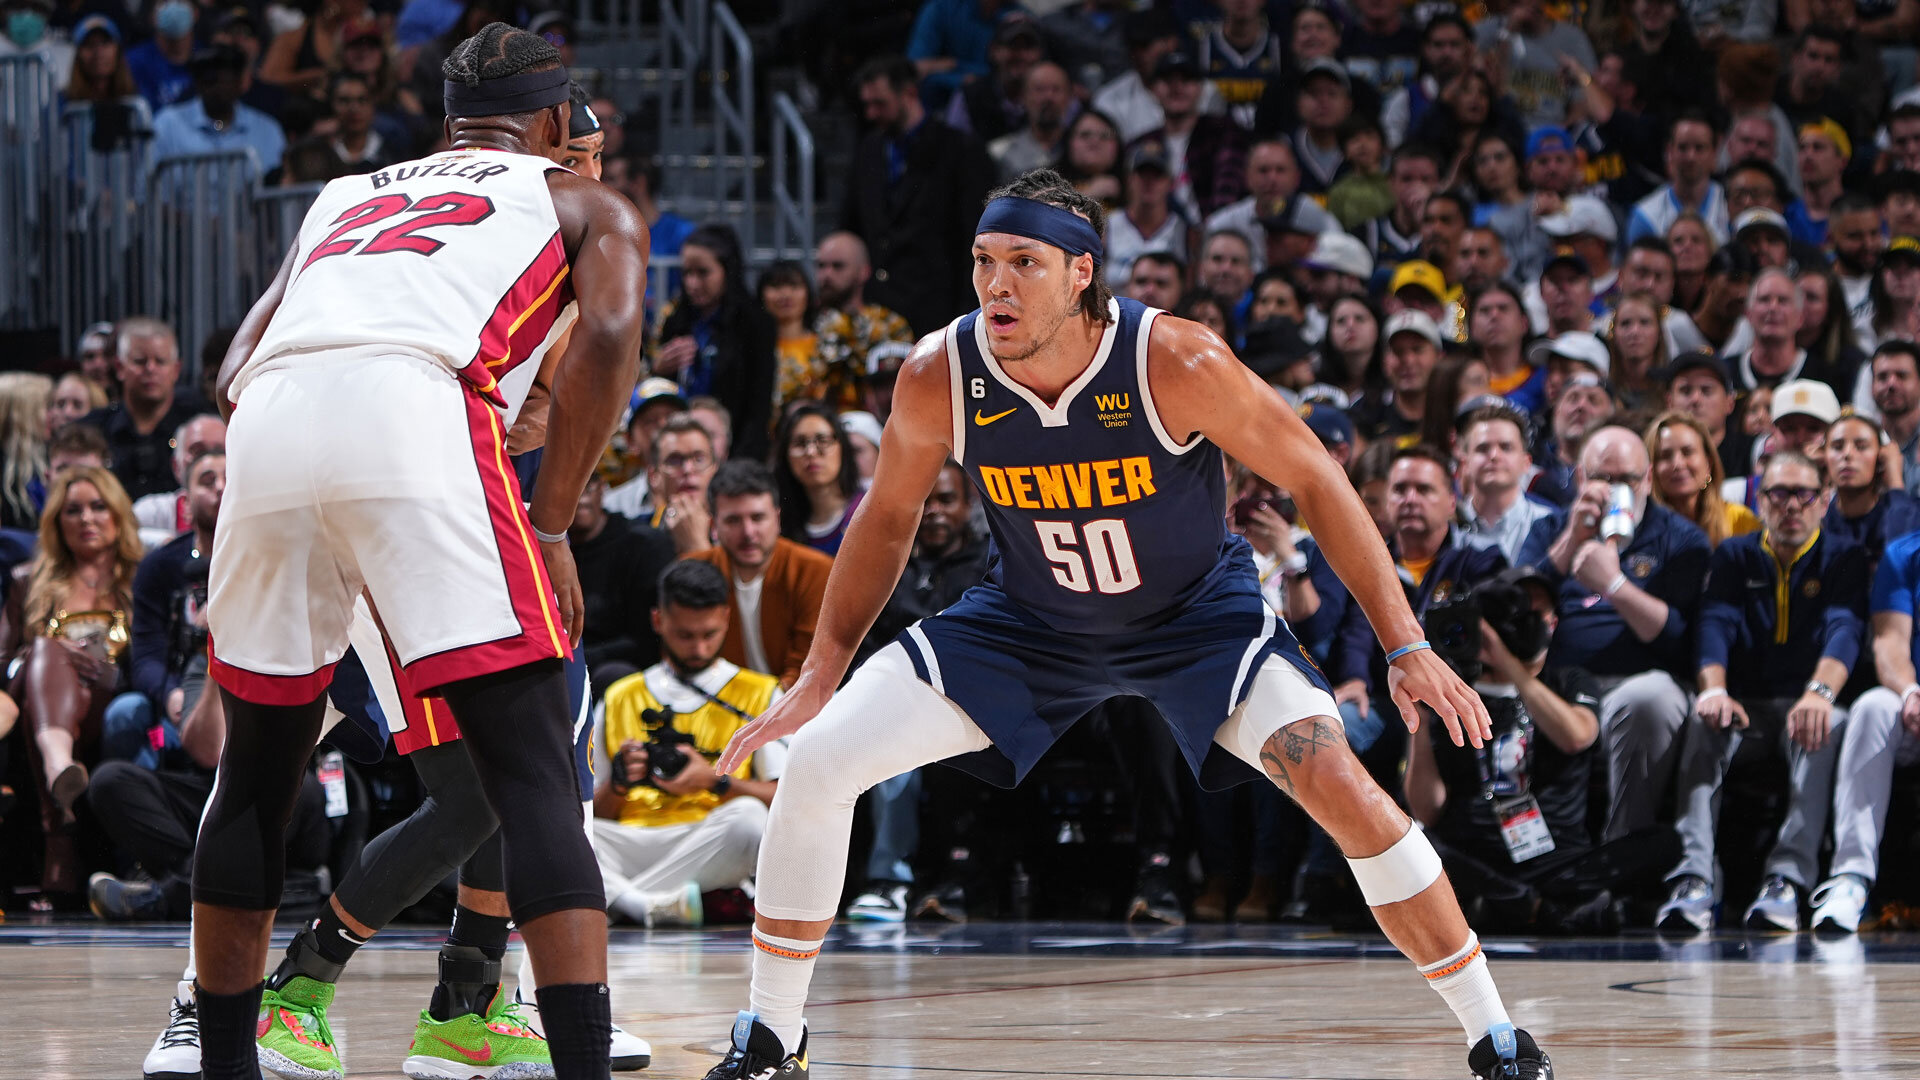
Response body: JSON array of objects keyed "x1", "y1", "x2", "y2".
[{"x1": 12, "y1": 0, "x2": 1920, "y2": 936}]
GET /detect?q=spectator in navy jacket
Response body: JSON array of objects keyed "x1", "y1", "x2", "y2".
[
  {"x1": 1655, "y1": 451, "x2": 1867, "y2": 932},
  {"x1": 104, "y1": 449, "x2": 221, "y2": 770},
  {"x1": 1519, "y1": 425, "x2": 1713, "y2": 842}
]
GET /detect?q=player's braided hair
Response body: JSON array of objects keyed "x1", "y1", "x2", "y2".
[
  {"x1": 985, "y1": 169, "x2": 1116, "y2": 325},
  {"x1": 442, "y1": 21, "x2": 561, "y2": 85}
]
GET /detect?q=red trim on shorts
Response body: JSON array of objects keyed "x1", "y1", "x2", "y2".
[
  {"x1": 451, "y1": 231, "x2": 573, "y2": 406},
  {"x1": 398, "y1": 384, "x2": 571, "y2": 697},
  {"x1": 383, "y1": 632, "x2": 462, "y2": 754},
  {"x1": 207, "y1": 637, "x2": 337, "y2": 706}
]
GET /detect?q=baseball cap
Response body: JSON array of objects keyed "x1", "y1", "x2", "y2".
[
  {"x1": 528, "y1": 10, "x2": 572, "y2": 37},
  {"x1": 1543, "y1": 244, "x2": 1591, "y2": 276},
  {"x1": 188, "y1": 44, "x2": 246, "y2": 73},
  {"x1": 1733, "y1": 207, "x2": 1790, "y2": 240},
  {"x1": 1388, "y1": 260, "x2": 1446, "y2": 302},
  {"x1": 1298, "y1": 57, "x2": 1351, "y2": 92},
  {"x1": 73, "y1": 12, "x2": 119, "y2": 42},
  {"x1": 865, "y1": 339, "x2": 912, "y2": 379},
  {"x1": 341, "y1": 16, "x2": 382, "y2": 45},
  {"x1": 1385, "y1": 309, "x2": 1443, "y2": 349},
  {"x1": 1528, "y1": 331, "x2": 1611, "y2": 380},
  {"x1": 1525, "y1": 126, "x2": 1573, "y2": 160},
  {"x1": 1538, "y1": 195, "x2": 1618, "y2": 243},
  {"x1": 1881, "y1": 235, "x2": 1920, "y2": 268},
  {"x1": 1152, "y1": 51, "x2": 1202, "y2": 81},
  {"x1": 839, "y1": 410, "x2": 884, "y2": 450},
  {"x1": 1771, "y1": 379, "x2": 1842, "y2": 425},
  {"x1": 1302, "y1": 230, "x2": 1373, "y2": 281},
  {"x1": 1126, "y1": 138, "x2": 1172, "y2": 176},
  {"x1": 631, "y1": 376, "x2": 687, "y2": 414},
  {"x1": 1298, "y1": 400, "x2": 1354, "y2": 447},
  {"x1": 993, "y1": 13, "x2": 1042, "y2": 48},
  {"x1": 1662, "y1": 348, "x2": 1733, "y2": 390}
]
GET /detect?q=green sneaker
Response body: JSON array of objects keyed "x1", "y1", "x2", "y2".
[
  {"x1": 401, "y1": 990, "x2": 554, "y2": 1080},
  {"x1": 256, "y1": 976, "x2": 344, "y2": 1080}
]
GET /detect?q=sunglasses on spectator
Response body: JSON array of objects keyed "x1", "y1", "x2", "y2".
[
  {"x1": 1760, "y1": 485, "x2": 1823, "y2": 507},
  {"x1": 788, "y1": 435, "x2": 837, "y2": 455}
]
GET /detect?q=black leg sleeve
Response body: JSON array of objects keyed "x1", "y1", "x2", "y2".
[
  {"x1": 191, "y1": 690, "x2": 328, "y2": 910},
  {"x1": 329, "y1": 739, "x2": 503, "y2": 928},
  {"x1": 439, "y1": 660, "x2": 602, "y2": 923}
]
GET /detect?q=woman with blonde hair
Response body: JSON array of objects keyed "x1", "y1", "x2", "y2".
[
  {"x1": 1645, "y1": 411, "x2": 1758, "y2": 548},
  {"x1": 45, "y1": 372, "x2": 107, "y2": 435},
  {"x1": 0, "y1": 372, "x2": 53, "y2": 531},
  {"x1": 2, "y1": 465, "x2": 144, "y2": 902}
]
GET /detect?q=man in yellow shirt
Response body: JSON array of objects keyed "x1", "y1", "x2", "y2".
[{"x1": 592, "y1": 560, "x2": 784, "y2": 926}]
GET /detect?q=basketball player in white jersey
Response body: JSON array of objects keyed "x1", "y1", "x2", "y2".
[{"x1": 190, "y1": 25, "x2": 645, "y2": 1080}]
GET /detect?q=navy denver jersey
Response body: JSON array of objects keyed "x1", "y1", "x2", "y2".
[{"x1": 947, "y1": 296, "x2": 1229, "y2": 633}]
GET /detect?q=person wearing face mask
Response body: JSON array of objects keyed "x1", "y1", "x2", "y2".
[
  {"x1": 1657, "y1": 451, "x2": 1867, "y2": 933},
  {"x1": 0, "y1": 0, "x2": 72, "y2": 85},
  {"x1": 127, "y1": 0, "x2": 197, "y2": 111}
]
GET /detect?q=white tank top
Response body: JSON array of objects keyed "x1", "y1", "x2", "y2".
[{"x1": 236, "y1": 148, "x2": 580, "y2": 424}]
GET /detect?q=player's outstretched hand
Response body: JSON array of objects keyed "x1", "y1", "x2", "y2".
[
  {"x1": 1388, "y1": 648, "x2": 1492, "y2": 749},
  {"x1": 717, "y1": 672, "x2": 832, "y2": 774},
  {"x1": 539, "y1": 537, "x2": 584, "y2": 647}
]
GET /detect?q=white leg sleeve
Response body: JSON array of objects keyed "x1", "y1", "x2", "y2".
[
  {"x1": 752, "y1": 643, "x2": 991, "y2": 922},
  {"x1": 1211, "y1": 654, "x2": 1342, "y2": 772}
]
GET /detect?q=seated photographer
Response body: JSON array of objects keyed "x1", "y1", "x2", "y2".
[
  {"x1": 1657, "y1": 451, "x2": 1868, "y2": 934},
  {"x1": 1820, "y1": 528, "x2": 1920, "y2": 934},
  {"x1": 1519, "y1": 425, "x2": 1712, "y2": 843},
  {"x1": 591, "y1": 560, "x2": 785, "y2": 928},
  {"x1": 1405, "y1": 568, "x2": 1680, "y2": 934}
]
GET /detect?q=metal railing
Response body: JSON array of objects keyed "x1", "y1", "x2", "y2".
[
  {"x1": 0, "y1": 56, "x2": 61, "y2": 335},
  {"x1": 707, "y1": 1, "x2": 755, "y2": 256},
  {"x1": 143, "y1": 152, "x2": 257, "y2": 369},
  {"x1": 768, "y1": 91, "x2": 815, "y2": 264},
  {"x1": 55, "y1": 102, "x2": 153, "y2": 345}
]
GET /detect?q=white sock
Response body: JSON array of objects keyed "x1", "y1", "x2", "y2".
[
  {"x1": 749, "y1": 931, "x2": 821, "y2": 1055},
  {"x1": 1418, "y1": 932, "x2": 1511, "y2": 1046}
]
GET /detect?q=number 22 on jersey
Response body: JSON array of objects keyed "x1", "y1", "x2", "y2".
[
  {"x1": 301, "y1": 192, "x2": 496, "y2": 270},
  {"x1": 1035, "y1": 519, "x2": 1140, "y2": 595}
]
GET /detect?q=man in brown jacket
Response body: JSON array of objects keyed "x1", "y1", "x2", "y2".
[{"x1": 690, "y1": 461, "x2": 833, "y2": 687}]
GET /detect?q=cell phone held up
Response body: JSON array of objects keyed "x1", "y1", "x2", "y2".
[{"x1": 1231, "y1": 490, "x2": 1297, "y2": 528}]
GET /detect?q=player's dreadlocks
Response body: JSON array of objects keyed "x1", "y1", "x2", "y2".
[
  {"x1": 442, "y1": 22, "x2": 561, "y2": 85},
  {"x1": 985, "y1": 169, "x2": 1116, "y2": 325}
]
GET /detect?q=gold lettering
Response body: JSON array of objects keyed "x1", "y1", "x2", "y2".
[
  {"x1": 1094, "y1": 459, "x2": 1126, "y2": 506},
  {"x1": 1032, "y1": 465, "x2": 1070, "y2": 510},
  {"x1": 978, "y1": 466, "x2": 1012, "y2": 506},
  {"x1": 1122, "y1": 456, "x2": 1156, "y2": 501},
  {"x1": 1064, "y1": 463, "x2": 1093, "y2": 508},
  {"x1": 1006, "y1": 466, "x2": 1040, "y2": 509}
]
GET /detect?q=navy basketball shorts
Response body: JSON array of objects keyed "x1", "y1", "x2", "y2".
[{"x1": 895, "y1": 559, "x2": 1337, "y2": 791}]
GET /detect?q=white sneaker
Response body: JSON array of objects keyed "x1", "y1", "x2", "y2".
[
  {"x1": 1812, "y1": 873, "x2": 1870, "y2": 934},
  {"x1": 845, "y1": 882, "x2": 909, "y2": 922},
  {"x1": 641, "y1": 881, "x2": 704, "y2": 929},
  {"x1": 1743, "y1": 875, "x2": 1802, "y2": 933},
  {"x1": 514, "y1": 988, "x2": 653, "y2": 1070},
  {"x1": 143, "y1": 981, "x2": 202, "y2": 1080}
]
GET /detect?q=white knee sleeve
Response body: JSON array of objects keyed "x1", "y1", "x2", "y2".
[
  {"x1": 754, "y1": 643, "x2": 990, "y2": 922},
  {"x1": 1347, "y1": 824, "x2": 1444, "y2": 907},
  {"x1": 1212, "y1": 654, "x2": 1342, "y2": 771}
]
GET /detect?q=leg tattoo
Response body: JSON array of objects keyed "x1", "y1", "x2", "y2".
[{"x1": 1259, "y1": 718, "x2": 1342, "y2": 802}]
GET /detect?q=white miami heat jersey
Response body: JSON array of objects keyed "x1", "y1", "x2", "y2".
[{"x1": 238, "y1": 148, "x2": 579, "y2": 421}]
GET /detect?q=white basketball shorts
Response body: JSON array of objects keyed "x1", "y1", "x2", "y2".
[{"x1": 209, "y1": 350, "x2": 570, "y2": 705}]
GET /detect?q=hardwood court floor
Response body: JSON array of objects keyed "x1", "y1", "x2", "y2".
[{"x1": 5, "y1": 920, "x2": 1918, "y2": 1078}]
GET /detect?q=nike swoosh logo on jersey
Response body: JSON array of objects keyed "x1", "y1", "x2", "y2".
[
  {"x1": 434, "y1": 1035, "x2": 493, "y2": 1063},
  {"x1": 974, "y1": 407, "x2": 1018, "y2": 426}
]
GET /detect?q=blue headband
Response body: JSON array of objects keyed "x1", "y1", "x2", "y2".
[{"x1": 975, "y1": 197, "x2": 1103, "y2": 264}]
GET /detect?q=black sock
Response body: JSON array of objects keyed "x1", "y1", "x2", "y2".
[
  {"x1": 430, "y1": 944, "x2": 503, "y2": 1022},
  {"x1": 447, "y1": 904, "x2": 513, "y2": 962},
  {"x1": 267, "y1": 927, "x2": 349, "y2": 991},
  {"x1": 194, "y1": 982, "x2": 265, "y2": 1080},
  {"x1": 536, "y1": 983, "x2": 612, "y2": 1080},
  {"x1": 309, "y1": 904, "x2": 369, "y2": 966}
]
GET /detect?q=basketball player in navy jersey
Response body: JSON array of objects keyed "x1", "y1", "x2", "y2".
[{"x1": 702, "y1": 169, "x2": 1553, "y2": 1080}]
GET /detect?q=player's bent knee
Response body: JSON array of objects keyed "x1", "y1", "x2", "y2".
[{"x1": 1346, "y1": 823, "x2": 1444, "y2": 908}]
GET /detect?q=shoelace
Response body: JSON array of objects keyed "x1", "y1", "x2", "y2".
[
  {"x1": 159, "y1": 1000, "x2": 199, "y2": 1050},
  {"x1": 488, "y1": 998, "x2": 543, "y2": 1041},
  {"x1": 272, "y1": 995, "x2": 337, "y2": 1052}
]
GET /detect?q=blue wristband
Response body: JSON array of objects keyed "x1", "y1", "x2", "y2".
[{"x1": 1385, "y1": 641, "x2": 1432, "y2": 664}]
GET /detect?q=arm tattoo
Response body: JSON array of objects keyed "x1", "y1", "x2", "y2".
[{"x1": 1259, "y1": 718, "x2": 1342, "y2": 802}]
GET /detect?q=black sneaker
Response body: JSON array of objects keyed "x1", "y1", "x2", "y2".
[
  {"x1": 704, "y1": 1011, "x2": 808, "y2": 1080},
  {"x1": 1127, "y1": 853, "x2": 1184, "y2": 926},
  {"x1": 1469, "y1": 1024, "x2": 1552, "y2": 1080},
  {"x1": 89, "y1": 872, "x2": 166, "y2": 921},
  {"x1": 912, "y1": 882, "x2": 968, "y2": 923}
]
